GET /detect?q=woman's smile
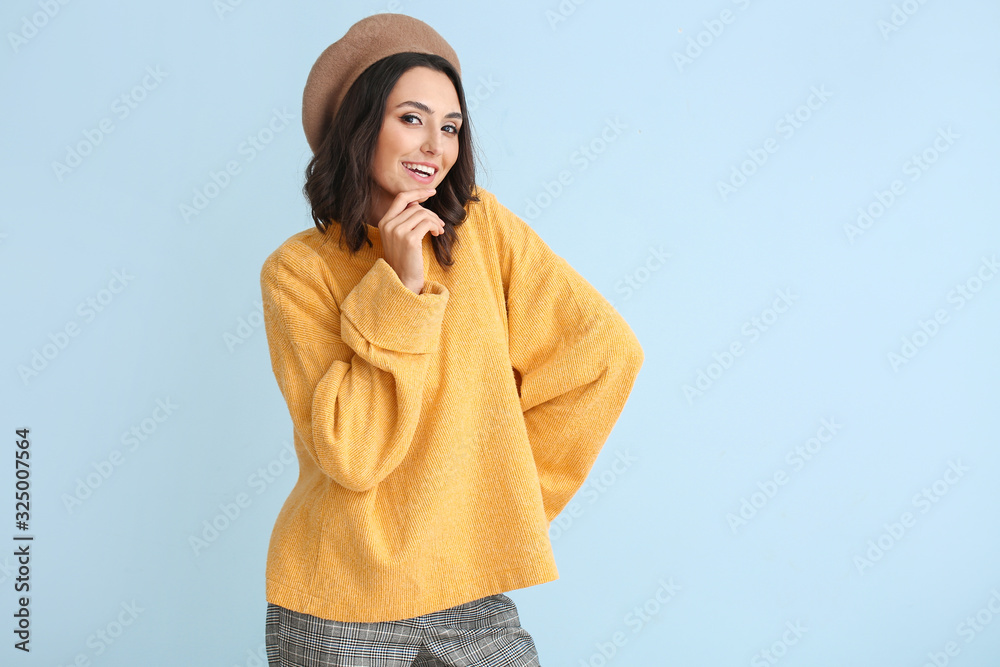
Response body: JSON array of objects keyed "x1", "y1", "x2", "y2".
[{"x1": 402, "y1": 161, "x2": 439, "y2": 183}]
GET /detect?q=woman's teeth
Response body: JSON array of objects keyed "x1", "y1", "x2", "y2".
[{"x1": 403, "y1": 162, "x2": 435, "y2": 177}]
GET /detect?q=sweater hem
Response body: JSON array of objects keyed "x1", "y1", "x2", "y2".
[{"x1": 265, "y1": 562, "x2": 558, "y2": 623}]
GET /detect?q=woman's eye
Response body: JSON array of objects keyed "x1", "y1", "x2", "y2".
[{"x1": 401, "y1": 113, "x2": 457, "y2": 134}]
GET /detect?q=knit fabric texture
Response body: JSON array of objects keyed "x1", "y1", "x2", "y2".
[{"x1": 259, "y1": 187, "x2": 644, "y2": 622}]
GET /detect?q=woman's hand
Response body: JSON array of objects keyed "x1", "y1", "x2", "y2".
[{"x1": 377, "y1": 188, "x2": 446, "y2": 294}]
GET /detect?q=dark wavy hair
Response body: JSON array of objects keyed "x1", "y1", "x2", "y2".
[{"x1": 303, "y1": 52, "x2": 479, "y2": 269}]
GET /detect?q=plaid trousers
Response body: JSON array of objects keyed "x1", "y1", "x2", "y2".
[{"x1": 265, "y1": 593, "x2": 541, "y2": 666}]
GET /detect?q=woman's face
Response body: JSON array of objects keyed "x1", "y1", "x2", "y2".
[{"x1": 370, "y1": 66, "x2": 462, "y2": 219}]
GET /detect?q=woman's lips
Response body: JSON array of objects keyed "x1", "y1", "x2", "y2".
[{"x1": 402, "y1": 161, "x2": 437, "y2": 183}]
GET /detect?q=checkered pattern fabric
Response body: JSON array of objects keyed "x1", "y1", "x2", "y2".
[{"x1": 265, "y1": 593, "x2": 541, "y2": 666}]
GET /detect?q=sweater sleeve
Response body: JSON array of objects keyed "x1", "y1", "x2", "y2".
[
  {"x1": 487, "y1": 192, "x2": 645, "y2": 523},
  {"x1": 260, "y1": 244, "x2": 449, "y2": 492}
]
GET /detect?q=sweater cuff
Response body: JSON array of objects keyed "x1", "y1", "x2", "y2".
[{"x1": 340, "y1": 258, "x2": 449, "y2": 354}]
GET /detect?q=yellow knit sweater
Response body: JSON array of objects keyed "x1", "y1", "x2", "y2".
[{"x1": 259, "y1": 187, "x2": 643, "y2": 622}]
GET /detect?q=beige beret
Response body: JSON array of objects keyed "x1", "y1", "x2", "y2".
[{"x1": 301, "y1": 13, "x2": 462, "y2": 155}]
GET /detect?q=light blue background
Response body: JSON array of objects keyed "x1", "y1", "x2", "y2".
[{"x1": 3, "y1": 0, "x2": 999, "y2": 664}]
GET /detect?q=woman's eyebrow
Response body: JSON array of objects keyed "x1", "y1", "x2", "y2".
[{"x1": 395, "y1": 100, "x2": 463, "y2": 121}]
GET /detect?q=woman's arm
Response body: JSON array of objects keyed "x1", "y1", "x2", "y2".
[
  {"x1": 488, "y1": 192, "x2": 644, "y2": 523},
  {"x1": 260, "y1": 244, "x2": 448, "y2": 492}
]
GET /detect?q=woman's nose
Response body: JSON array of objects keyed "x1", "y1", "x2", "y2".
[{"x1": 422, "y1": 130, "x2": 442, "y2": 155}]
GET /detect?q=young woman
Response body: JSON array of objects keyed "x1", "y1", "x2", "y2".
[{"x1": 259, "y1": 13, "x2": 644, "y2": 666}]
